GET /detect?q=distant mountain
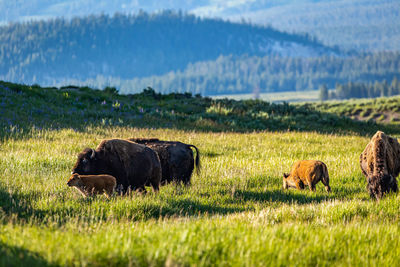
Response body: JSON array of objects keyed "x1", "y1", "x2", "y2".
[
  {"x1": 0, "y1": 11, "x2": 337, "y2": 86},
  {"x1": 0, "y1": 0, "x2": 398, "y2": 51},
  {"x1": 227, "y1": 0, "x2": 400, "y2": 52}
]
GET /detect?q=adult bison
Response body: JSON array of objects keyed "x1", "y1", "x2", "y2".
[
  {"x1": 360, "y1": 131, "x2": 400, "y2": 200},
  {"x1": 72, "y1": 139, "x2": 161, "y2": 193},
  {"x1": 128, "y1": 138, "x2": 200, "y2": 185}
]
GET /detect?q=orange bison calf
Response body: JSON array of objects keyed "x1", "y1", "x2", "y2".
[
  {"x1": 283, "y1": 160, "x2": 331, "y2": 192},
  {"x1": 67, "y1": 173, "x2": 116, "y2": 198}
]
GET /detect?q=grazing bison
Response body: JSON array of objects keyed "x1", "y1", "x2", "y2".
[
  {"x1": 72, "y1": 139, "x2": 161, "y2": 193},
  {"x1": 283, "y1": 160, "x2": 331, "y2": 192},
  {"x1": 360, "y1": 131, "x2": 400, "y2": 200},
  {"x1": 67, "y1": 173, "x2": 116, "y2": 198},
  {"x1": 128, "y1": 138, "x2": 200, "y2": 185}
]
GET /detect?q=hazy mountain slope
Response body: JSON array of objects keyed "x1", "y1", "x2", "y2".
[
  {"x1": 0, "y1": 0, "x2": 398, "y2": 51},
  {"x1": 228, "y1": 0, "x2": 400, "y2": 51},
  {"x1": 0, "y1": 12, "x2": 335, "y2": 86}
]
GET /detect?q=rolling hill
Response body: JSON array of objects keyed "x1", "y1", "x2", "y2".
[
  {"x1": 0, "y1": 11, "x2": 336, "y2": 88},
  {"x1": 1, "y1": 80, "x2": 398, "y2": 135}
]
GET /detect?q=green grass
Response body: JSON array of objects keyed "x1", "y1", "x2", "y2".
[
  {"x1": 2, "y1": 81, "x2": 400, "y2": 266},
  {"x1": 312, "y1": 96, "x2": 400, "y2": 124},
  {"x1": 2, "y1": 128, "x2": 400, "y2": 266}
]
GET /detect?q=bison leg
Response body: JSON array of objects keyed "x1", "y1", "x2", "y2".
[
  {"x1": 136, "y1": 186, "x2": 147, "y2": 194},
  {"x1": 282, "y1": 179, "x2": 288, "y2": 190},
  {"x1": 105, "y1": 189, "x2": 114, "y2": 199},
  {"x1": 150, "y1": 166, "x2": 161, "y2": 192},
  {"x1": 308, "y1": 182, "x2": 316, "y2": 192},
  {"x1": 295, "y1": 179, "x2": 305, "y2": 190},
  {"x1": 150, "y1": 180, "x2": 160, "y2": 192},
  {"x1": 390, "y1": 175, "x2": 398, "y2": 193},
  {"x1": 325, "y1": 185, "x2": 331, "y2": 193},
  {"x1": 182, "y1": 160, "x2": 195, "y2": 186},
  {"x1": 87, "y1": 187, "x2": 96, "y2": 197},
  {"x1": 321, "y1": 177, "x2": 331, "y2": 193},
  {"x1": 171, "y1": 160, "x2": 194, "y2": 186}
]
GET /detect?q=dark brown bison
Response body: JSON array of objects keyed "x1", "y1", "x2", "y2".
[
  {"x1": 283, "y1": 160, "x2": 331, "y2": 192},
  {"x1": 360, "y1": 131, "x2": 400, "y2": 200},
  {"x1": 128, "y1": 138, "x2": 200, "y2": 185},
  {"x1": 72, "y1": 139, "x2": 161, "y2": 193}
]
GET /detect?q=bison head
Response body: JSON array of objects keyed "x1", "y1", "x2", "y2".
[
  {"x1": 71, "y1": 148, "x2": 102, "y2": 175},
  {"x1": 367, "y1": 174, "x2": 398, "y2": 200},
  {"x1": 282, "y1": 173, "x2": 290, "y2": 189},
  {"x1": 282, "y1": 173, "x2": 305, "y2": 190},
  {"x1": 67, "y1": 173, "x2": 82, "y2": 187}
]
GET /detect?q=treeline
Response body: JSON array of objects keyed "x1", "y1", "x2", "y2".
[
  {"x1": 319, "y1": 77, "x2": 400, "y2": 101},
  {"x1": 0, "y1": 11, "x2": 329, "y2": 85},
  {"x1": 69, "y1": 52, "x2": 400, "y2": 95}
]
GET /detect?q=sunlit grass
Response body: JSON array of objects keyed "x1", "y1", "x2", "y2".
[{"x1": 1, "y1": 127, "x2": 399, "y2": 265}]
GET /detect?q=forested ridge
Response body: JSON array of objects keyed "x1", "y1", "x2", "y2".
[
  {"x1": 320, "y1": 77, "x2": 400, "y2": 101},
  {"x1": 0, "y1": 11, "x2": 330, "y2": 87},
  {"x1": 78, "y1": 52, "x2": 400, "y2": 95}
]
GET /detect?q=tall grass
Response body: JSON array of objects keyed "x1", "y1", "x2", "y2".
[{"x1": 1, "y1": 127, "x2": 400, "y2": 266}]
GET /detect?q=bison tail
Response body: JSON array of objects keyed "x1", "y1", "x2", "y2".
[{"x1": 188, "y1": 144, "x2": 201, "y2": 175}]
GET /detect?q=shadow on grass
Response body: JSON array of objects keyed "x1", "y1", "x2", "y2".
[
  {"x1": 159, "y1": 198, "x2": 246, "y2": 217},
  {"x1": 203, "y1": 151, "x2": 222, "y2": 158},
  {"x1": 0, "y1": 184, "x2": 46, "y2": 223},
  {"x1": 0, "y1": 242, "x2": 53, "y2": 267},
  {"x1": 0, "y1": 181, "x2": 368, "y2": 223},
  {"x1": 130, "y1": 189, "x2": 339, "y2": 221},
  {"x1": 234, "y1": 189, "x2": 332, "y2": 204}
]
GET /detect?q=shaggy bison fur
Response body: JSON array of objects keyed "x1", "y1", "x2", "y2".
[
  {"x1": 129, "y1": 138, "x2": 200, "y2": 185},
  {"x1": 360, "y1": 131, "x2": 400, "y2": 200},
  {"x1": 67, "y1": 173, "x2": 116, "y2": 198},
  {"x1": 72, "y1": 139, "x2": 161, "y2": 193},
  {"x1": 283, "y1": 160, "x2": 331, "y2": 192}
]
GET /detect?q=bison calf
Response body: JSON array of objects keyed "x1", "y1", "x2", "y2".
[
  {"x1": 283, "y1": 160, "x2": 331, "y2": 192},
  {"x1": 67, "y1": 173, "x2": 116, "y2": 198},
  {"x1": 360, "y1": 131, "x2": 400, "y2": 200}
]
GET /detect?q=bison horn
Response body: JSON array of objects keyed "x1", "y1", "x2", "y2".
[{"x1": 90, "y1": 149, "x2": 96, "y2": 159}]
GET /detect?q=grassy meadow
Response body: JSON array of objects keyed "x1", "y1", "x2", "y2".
[{"x1": 1, "y1": 82, "x2": 400, "y2": 266}]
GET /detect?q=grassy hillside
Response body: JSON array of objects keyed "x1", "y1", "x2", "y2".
[
  {"x1": 1, "y1": 81, "x2": 400, "y2": 265},
  {"x1": 313, "y1": 97, "x2": 400, "y2": 124},
  {"x1": 0, "y1": 80, "x2": 396, "y2": 136}
]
